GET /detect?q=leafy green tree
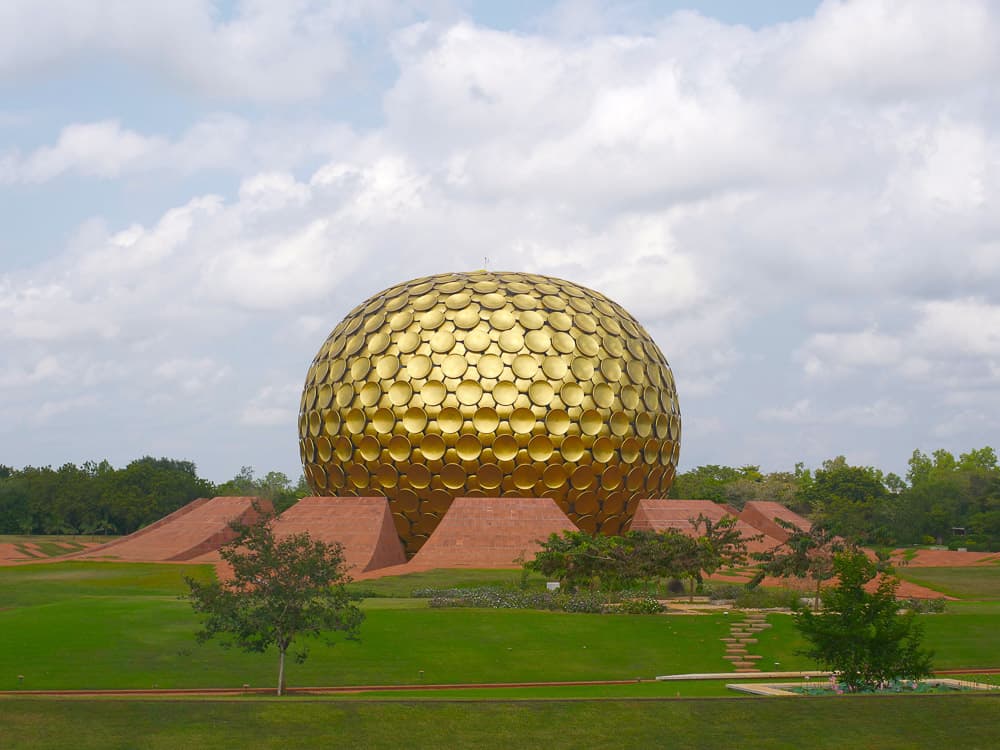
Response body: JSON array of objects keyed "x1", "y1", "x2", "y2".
[
  {"x1": 721, "y1": 471, "x2": 800, "y2": 511},
  {"x1": 216, "y1": 466, "x2": 308, "y2": 513},
  {"x1": 527, "y1": 530, "x2": 618, "y2": 589},
  {"x1": 669, "y1": 465, "x2": 753, "y2": 504},
  {"x1": 695, "y1": 514, "x2": 754, "y2": 572},
  {"x1": 895, "y1": 446, "x2": 1000, "y2": 547},
  {"x1": 750, "y1": 520, "x2": 841, "y2": 609},
  {"x1": 185, "y1": 512, "x2": 363, "y2": 695},
  {"x1": 800, "y1": 456, "x2": 892, "y2": 543},
  {"x1": 794, "y1": 551, "x2": 933, "y2": 692}
]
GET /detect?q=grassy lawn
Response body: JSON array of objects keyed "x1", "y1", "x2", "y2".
[
  {"x1": 898, "y1": 566, "x2": 1000, "y2": 600},
  {"x1": 0, "y1": 535, "x2": 117, "y2": 560},
  {"x1": 348, "y1": 567, "x2": 546, "y2": 597},
  {"x1": 1, "y1": 695, "x2": 998, "y2": 749},
  {"x1": 1, "y1": 562, "x2": 733, "y2": 691},
  {"x1": 3, "y1": 560, "x2": 999, "y2": 694}
]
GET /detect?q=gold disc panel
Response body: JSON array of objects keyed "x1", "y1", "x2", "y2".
[{"x1": 299, "y1": 271, "x2": 681, "y2": 554}]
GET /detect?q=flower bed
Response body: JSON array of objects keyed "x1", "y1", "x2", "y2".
[{"x1": 411, "y1": 586, "x2": 665, "y2": 614}]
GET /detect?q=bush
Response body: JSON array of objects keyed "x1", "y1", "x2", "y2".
[
  {"x1": 616, "y1": 596, "x2": 666, "y2": 615},
  {"x1": 902, "y1": 597, "x2": 947, "y2": 614},
  {"x1": 734, "y1": 587, "x2": 800, "y2": 610},
  {"x1": 415, "y1": 586, "x2": 663, "y2": 615},
  {"x1": 708, "y1": 584, "x2": 745, "y2": 601},
  {"x1": 666, "y1": 578, "x2": 686, "y2": 594}
]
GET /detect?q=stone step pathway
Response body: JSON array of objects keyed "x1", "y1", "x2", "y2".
[{"x1": 723, "y1": 612, "x2": 771, "y2": 673}]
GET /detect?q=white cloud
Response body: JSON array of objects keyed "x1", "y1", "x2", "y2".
[
  {"x1": 759, "y1": 398, "x2": 906, "y2": 427},
  {"x1": 3, "y1": 2, "x2": 1000, "y2": 478},
  {"x1": 0, "y1": 355, "x2": 63, "y2": 387},
  {"x1": 241, "y1": 384, "x2": 300, "y2": 426},
  {"x1": 0, "y1": 115, "x2": 359, "y2": 184},
  {"x1": 0, "y1": 0, "x2": 391, "y2": 102},
  {"x1": 32, "y1": 394, "x2": 100, "y2": 424},
  {"x1": 797, "y1": 327, "x2": 904, "y2": 377},
  {"x1": 795, "y1": 299, "x2": 1000, "y2": 383},
  {"x1": 781, "y1": 0, "x2": 998, "y2": 98},
  {"x1": 153, "y1": 357, "x2": 230, "y2": 393},
  {"x1": 912, "y1": 298, "x2": 1000, "y2": 357}
]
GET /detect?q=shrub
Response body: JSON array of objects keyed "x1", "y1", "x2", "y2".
[
  {"x1": 415, "y1": 586, "x2": 663, "y2": 615},
  {"x1": 707, "y1": 584, "x2": 745, "y2": 601},
  {"x1": 616, "y1": 596, "x2": 666, "y2": 615},
  {"x1": 666, "y1": 578, "x2": 686, "y2": 594},
  {"x1": 902, "y1": 597, "x2": 947, "y2": 614},
  {"x1": 734, "y1": 587, "x2": 799, "y2": 610},
  {"x1": 794, "y1": 551, "x2": 933, "y2": 692}
]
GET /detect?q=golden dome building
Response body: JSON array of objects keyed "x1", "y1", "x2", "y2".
[{"x1": 299, "y1": 271, "x2": 681, "y2": 555}]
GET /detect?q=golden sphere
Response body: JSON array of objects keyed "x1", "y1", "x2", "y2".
[{"x1": 299, "y1": 271, "x2": 681, "y2": 554}]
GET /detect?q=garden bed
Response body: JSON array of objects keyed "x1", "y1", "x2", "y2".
[{"x1": 728, "y1": 678, "x2": 1000, "y2": 697}]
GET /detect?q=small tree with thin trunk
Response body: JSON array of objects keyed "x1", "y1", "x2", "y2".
[
  {"x1": 794, "y1": 550, "x2": 933, "y2": 692},
  {"x1": 750, "y1": 518, "x2": 840, "y2": 610},
  {"x1": 683, "y1": 514, "x2": 757, "y2": 600},
  {"x1": 185, "y1": 511, "x2": 363, "y2": 695}
]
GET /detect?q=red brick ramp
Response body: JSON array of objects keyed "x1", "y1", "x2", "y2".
[
  {"x1": 632, "y1": 499, "x2": 780, "y2": 554},
  {"x1": 405, "y1": 497, "x2": 578, "y2": 570},
  {"x1": 891, "y1": 549, "x2": 1000, "y2": 567},
  {"x1": 270, "y1": 496, "x2": 407, "y2": 574},
  {"x1": 739, "y1": 501, "x2": 812, "y2": 542},
  {"x1": 75, "y1": 496, "x2": 270, "y2": 562}
]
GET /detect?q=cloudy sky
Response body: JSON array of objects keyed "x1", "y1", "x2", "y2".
[{"x1": 1, "y1": 0, "x2": 998, "y2": 483}]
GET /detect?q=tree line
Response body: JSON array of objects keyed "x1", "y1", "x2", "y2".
[
  {"x1": 0, "y1": 458, "x2": 306, "y2": 536},
  {"x1": 670, "y1": 446, "x2": 1000, "y2": 551},
  {"x1": 2, "y1": 444, "x2": 998, "y2": 548},
  {"x1": 526, "y1": 515, "x2": 753, "y2": 597}
]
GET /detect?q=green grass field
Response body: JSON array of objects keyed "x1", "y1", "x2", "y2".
[
  {"x1": 4, "y1": 561, "x2": 1000, "y2": 693},
  {"x1": 0, "y1": 534, "x2": 116, "y2": 559},
  {"x1": 1, "y1": 562, "x2": 734, "y2": 691},
  {"x1": 2, "y1": 695, "x2": 998, "y2": 750},
  {"x1": 898, "y1": 566, "x2": 1000, "y2": 600},
  {"x1": 3, "y1": 557, "x2": 1000, "y2": 748}
]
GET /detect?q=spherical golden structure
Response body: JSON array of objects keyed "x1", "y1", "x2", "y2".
[{"x1": 299, "y1": 271, "x2": 681, "y2": 554}]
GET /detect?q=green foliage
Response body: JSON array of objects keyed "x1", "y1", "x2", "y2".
[
  {"x1": 794, "y1": 551, "x2": 934, "y2": 692},
  {"x1": 750, "y1": 519, "x2": 841, "y2": 608},
  {"x1": 706, "y1": 583, "x2": 801, "y2": 609},
  {"x1": 616, "y1": 596, "x2": 667, "y2": 614},
  {"x1": 901, "y1": 597, "x2": 947, "y2": 614},
  {"x1": 185, "y1": 512, "x2": 363, "y2": 695},
  {"x1": 215, "y1": 466, "x2": 309, "y2": 513},
  {"x1": 526, "y1": 522, "x2": 754, "y2": 597},
  {"x1": 0, "y1": 457, "x2": 213, "y2": 535},
  {"x1": 414, "y1": 586, "x2": 665, "y2": 614},
  {"x1": 799, "y1": 457, "x2": 893, "y2": 543}
]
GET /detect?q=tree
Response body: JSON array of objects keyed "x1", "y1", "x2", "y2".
[
  {"x1": 800, "y1": 456, "x2": 892, "y2": 543},
  {"x1": 682, "y1": 514, "x2": 756, "y2": 600},
  {"x1": 669, "y1": 464, "x2": 755, "y2": 504},
  {"x1": 750, "y1": 519, "x2": 841, "y2": 609},
  {"x1": 185, "y1": 511, "x2": 363, "y2": 695},
  {"x1": 794, "y1": 550, "x2": 933, "y2": 692}
]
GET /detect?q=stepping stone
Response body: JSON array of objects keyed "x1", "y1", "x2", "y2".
[{"x1": 738, "y1": 638, "x2": 758, "y2": 644}]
